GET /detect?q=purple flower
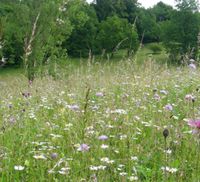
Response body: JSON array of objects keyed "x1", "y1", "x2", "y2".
[
  {"x1": 50, "y1": 153, "x2": 58, "y2": 159},
  {"x1": 164, "y1": 104, "x2": 173, "y2": 111},
  {"x1": 96, "y1": 92, "x2": 104, "y2": 97},
  {"x1": 77, "y1": 144, "x2": 90, "y2": 152},
  {"x1": 98, "y1": 135, "x2": 108, "y2": 141},
  {"x1": 67, "y1": 104, "x2": 79, "y2": 111},
  {"x1": 188, "y1": 63, "x2": 196, "y2": 69}
]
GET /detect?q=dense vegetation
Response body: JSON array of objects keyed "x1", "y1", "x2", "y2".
[
  {"x1": 1, "y1": 59, "x2": 200, "y2": 181},
  {"x1": 0, "y1": 0, "x2": 200, "y2": 181},
  {"x1": 0, "y1": 0, "x2": 199, "y2": 68}
]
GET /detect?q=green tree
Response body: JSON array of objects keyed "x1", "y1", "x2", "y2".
[
  {"x1": 93, "y1": 0, "x2": 139, "y2": 23},
  {"x1": 150, "y1": 2, "x2": 174, "y2": 22},
  {"x1": 137, "y1": 8, "x2": 160, "y2": 43},
  {"x1": 63, "y1": 0, "x2": 99, "y2": 57},
  {"x1": 96, "y1": 16, "x2": 139, "y2": 57},
  {"x1": 1, "y1": 0, "x2": 72, "y2": 80},
  {"x1": 162, "y1": 0, "x2": 200, "y2": 62}
]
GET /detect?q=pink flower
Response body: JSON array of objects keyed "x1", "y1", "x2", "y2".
[
  {"x1": 185, "y1": 94, "x2": 195, "y2": 101},
  {"x1": 188, "y1": 120, "x2": 200, "y2": 129}
]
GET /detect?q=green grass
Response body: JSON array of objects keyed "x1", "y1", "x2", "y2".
[
  {"x1": 0, "y1": 43, "x2": 168, "y2": 78},
  {"x1": 0, "y1": 57, "x2": 200, "y2": 181}
]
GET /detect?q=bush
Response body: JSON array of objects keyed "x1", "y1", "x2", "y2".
[{"x1": 148, "y1": 44, "x2": 162, "y2": 54}]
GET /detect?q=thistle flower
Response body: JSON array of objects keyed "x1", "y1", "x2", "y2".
[{"x1": 188, "y1": 120, "x2": 200, "y2": 132}]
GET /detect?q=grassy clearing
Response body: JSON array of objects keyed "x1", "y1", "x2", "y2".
[
  {"x1": 0, "y1": 43, "x2": 168, "y2": 78},
  {"x1": 0, "y1": 58, "x2": 200, "y2": 181}
]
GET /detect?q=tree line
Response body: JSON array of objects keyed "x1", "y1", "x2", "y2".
[{"x1": 0, "y1": 0, "x2": 199, "y2": 69}]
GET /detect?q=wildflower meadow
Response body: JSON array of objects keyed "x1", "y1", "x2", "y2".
[
  {"x1": 1, "y1": 60, "x2": 200, "y2": 181},
  {"x1": 0, "y1": 0, "x2": 200, "y2": 181}
]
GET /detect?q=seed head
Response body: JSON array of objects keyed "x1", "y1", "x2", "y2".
[
  {"x1": 163, "y1": 129, "x2": 169, "y2": 138},
  {"x1": 153, "y1": 88, "x2": 157, "y2": 93}
]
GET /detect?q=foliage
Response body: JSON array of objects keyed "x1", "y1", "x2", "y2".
[
  {"x1": 162, "y1": 0, "x2": 200, "y2": 62},
  {"x1": 93, "y1": 0, "x2": 139, "y2": 23},
  {"x1": 96, "y1": 16, "x2": 139, "y2": 56},
  {"x1": 148, "y1": 43, "x2": 163, "y2": 54},
  {"x1": 0, "y1": 0, "x2": 199, "y2": 67},
  {"x1": 150, "y1": 1, "x2": 174, "y2": 22},
  {"x1": 137, "y1": 9, "x2": 161, "y2": 43},
  {"x1": 0, "y1": 1, "x2": 72, "y2": 80},
  {"x1": 63, "y1": 0, "x2": 99, "y2": 57}
]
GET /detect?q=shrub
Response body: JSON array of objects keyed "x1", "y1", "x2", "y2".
[{"x1": 149, "y1": 44, "x2": 163, "y2": 54}]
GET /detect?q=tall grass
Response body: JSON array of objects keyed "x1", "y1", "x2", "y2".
[{"x1": 0, "y1": 59, "x2": 199, "y2": 181}]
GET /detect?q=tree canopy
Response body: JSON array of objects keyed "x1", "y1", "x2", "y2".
[{"x1": 0, "y1": 0, "x2": 199, "y2": 72}]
